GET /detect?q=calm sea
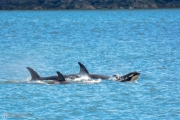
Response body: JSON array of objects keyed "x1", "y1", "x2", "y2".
[{"x1": 0, "y1": 9, "x2": 180, "y2": 119}]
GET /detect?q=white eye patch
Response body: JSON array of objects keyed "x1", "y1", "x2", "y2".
[{"x1": 129, "y1": 74, "x2": 134, "y2": 77}]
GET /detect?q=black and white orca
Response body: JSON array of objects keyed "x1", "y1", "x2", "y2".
[
  {"x1": 27, "y1": 62, "x2": 140, "y2": 83},
  {"x1": 26, "y1": 67, "x2": 70, "y2": 84},
  {"x1": 113, "y1": 71, "x2": 140, "y2": 82},
  {"x1": 76, "y1": 62, "x2": 140, "y2": 82}
]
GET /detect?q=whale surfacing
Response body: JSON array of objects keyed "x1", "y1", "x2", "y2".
[
  {"x1": 26, "y1": 62, "x2": 140, "y2": 83},
  {"x1": 77, "y1": 62, "x2": 140, "y2": 82},
  {"x1": 26, "y1": 67, "x2": 70, "y2": 84},
  {"x1": 113, "y1": 71, "x2": 140, "y2": 82}
]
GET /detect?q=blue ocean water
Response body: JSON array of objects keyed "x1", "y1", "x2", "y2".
[{"x1": 0, "y1": 9, "x2": 180, "y2": 119}]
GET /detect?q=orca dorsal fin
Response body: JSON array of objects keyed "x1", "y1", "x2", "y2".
[
  {"x1": 78, "y1": 62, "x2": 89, "y2": 76},
  {"x1": 57, "y1": 71, "x2": 66, "y2": 81},
  {"x1": 27, "y1": 67, "x2": 40, "y2": 80}
]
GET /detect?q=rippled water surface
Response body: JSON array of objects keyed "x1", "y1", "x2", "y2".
[{"x1": 0, "y1": 9, "x2": 180, "y2": 119}]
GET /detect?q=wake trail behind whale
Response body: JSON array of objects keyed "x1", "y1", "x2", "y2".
[{"x1": 66, "y1": 76, "x2": 102, "y2": 84}]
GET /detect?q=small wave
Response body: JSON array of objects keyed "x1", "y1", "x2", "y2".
[
  {"x1": 0, "y1": 80, "x2": 27, "y2": 84},
  {"x1": 70, "y1": 77, "x2": 102, "y2": 84},
  {"x1": 1, "y1": 112, "x2": 32, "y2": 119},
  {"x1": 0, "y1": 76, "x2": 43, "y2": 84},
  {"x1": 25, "y1": 77, "x2": 54, "y2": 84},
  {"x1": 25, "y1": 76, "x2": 31, "y2": 81},
  {"x1": 27, "y1": 80, "x2": 46, "y2": 84},
  {"x1": 82, "y1": 79, "x2": 102, "y2": 84},
  {"x1": 0, "y1": 76, "x2": 102, "y2": 85},
  {"x1": 65, "y1": 76, "x2": 91, "y2": 82}
]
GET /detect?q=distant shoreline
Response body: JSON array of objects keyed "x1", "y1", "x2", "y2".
[
  {"x1": 0, "y1": 0, "x2": 180, "y2": 10},
  {"x1": 0, "y1": 7, "x2": 180, "y2": 10},
  {"x1": 0, "y1": 8, "x2": 180, "y2": 11}
]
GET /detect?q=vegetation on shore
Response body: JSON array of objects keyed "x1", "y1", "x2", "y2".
[{"x1": 0, "y1": 0, "x2": 180, "y2": 10}]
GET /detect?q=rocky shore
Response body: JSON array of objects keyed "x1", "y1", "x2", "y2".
[{"x1": 0, "y1": 0, "x2": 180, "y2": 10}]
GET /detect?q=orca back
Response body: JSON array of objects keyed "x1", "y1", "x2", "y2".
[
  {"x1": 78, "y1": 62, "x2": 89, "y2": 76},
  {"x1": 27, "y1": 67, "x2": 40, "y2": 80},
  {"x1": 57, "y1": 71, "x2": 66, "y2": 81}
]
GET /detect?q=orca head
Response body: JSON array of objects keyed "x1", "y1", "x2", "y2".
[
  {"x1": 114, "y1": 71, "x2": 140, "y2": 82},
  {"x1": 122, "y1": 71, "x2": 140, "y2": 82}
]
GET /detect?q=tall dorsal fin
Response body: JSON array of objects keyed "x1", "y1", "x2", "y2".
[
  {"x1": 57, "y1": 71, "x2": 66, "y2": 81},
  {"x1": 27, "y1": 67, "x2": 40, "y2": 80},
  {"x1": 78, "y1": 62, "x2": 89, "y2": 76}
]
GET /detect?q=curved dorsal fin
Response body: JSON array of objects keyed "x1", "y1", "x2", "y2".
[
  {"x1": 27, "y1": 67, "x2": 40, "y2": 80},
  {"x1": 78, "y1": 62, "x2": 89, "y2": 76},
  {"x1": 57, "y1": 71, "x2": 65, "y2": 81}
]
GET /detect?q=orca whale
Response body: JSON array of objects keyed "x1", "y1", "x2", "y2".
[
  {"x1": 46, "y1": 71, "x2": 70, "y2": 84},
  {"x1": 113, "y1": 71, "x2": 140, "y2": 82},
  {"x1": 26, "y1": 67, "x2": 70, "y2": 84},
  {"x1": 26, "y1": 63, "x2": 90, "y2": 82},
  {"x1": 27, "y1": 62, "x2": 140, "y2": 83},
  {"x1": 62, "y1": 62, "x2": 91, "y2": 80},
  {"x1": 76, "y1": 62, "x2": 140, "y2": 82}
]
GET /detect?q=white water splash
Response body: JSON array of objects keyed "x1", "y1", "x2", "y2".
[
  {"x1": 25, "y1": 76, "x2": 31, "y2": 81},
  {"x1": 27, "y1": 80, "x2": 46, "y2": 84},
  {"x1": 66, "y1": 76, "x2": 102, "y2": 84},
  {"x1": 0, "y1": 79, "x2": 27, "y2": 84}
]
